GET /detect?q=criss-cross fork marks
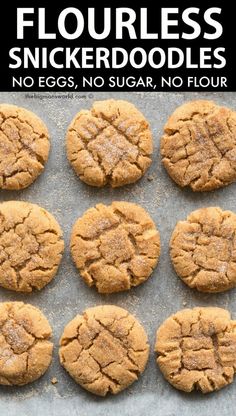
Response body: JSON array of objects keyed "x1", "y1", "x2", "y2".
[
  {"x1": 161, "y1": 102, "x2": 236, "y2": 191},
  {"x1": 59, "y1": 306, "x2": 149, "y2": 396},
  {"x1": 70, "y1": 202, "x2": 160, "y2": 293},
  {"x1": 156, "y1": 307, "x2": 236, "y2": 393},
  {"x1": 170, "y1": 207, "x2": 236, "y2": 293},
  {"x1": 66, "y1": 100, "x2": 153, "y2": 187}
]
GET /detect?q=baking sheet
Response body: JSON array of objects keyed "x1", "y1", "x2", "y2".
[{"x1": 0, "y1": 90, "x2": 236, "y2": 416}]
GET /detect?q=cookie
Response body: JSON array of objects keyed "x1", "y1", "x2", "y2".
[
  {"x1": 59, "y1": 305, "x2": 149, "y2": 396},
  {"x1": 70, "y1": 201, "x2": 160, "y2": 293},
  {"x1": 161, "y1": 100, "x2": 236, "y2": 191},
  {"x1": 155, "y1": 307, "x2": 236, "y2": 393},
  {"x1": 66, "y1": 99, "x2": 153, "y2": 187},
  {"x1": 0, "y1": 201, "x2": 64, "y2": 292},
  {"x1": 170, "y1": 207, "x2": 236, "y2": 293},
  {"x1": 0, "y1": 104, "x2": 50, "y2": 190},
  {"x1": 0, "y1": 301, "x2": 53, "y2": 385}
]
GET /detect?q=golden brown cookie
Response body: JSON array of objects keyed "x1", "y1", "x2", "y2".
[
  {"x1": 161, "y1": 100, "x2": 236, "y2": 191},
  {"x1": 0, "y1": 201, "x2": 64, "y2": 292},
  {"x1": 0, "y1": 104, "x2": 50, "y2": 190},
  {"x1": 70, "y1": 201, "x2": 160, "y2": 293},
  {"x1": 66, "y1": 99, "x2": 153, "y2": 187},
  {"x1": 59, "y1": 305, "x2": 149, "y2": 396},
  {"x1": 170, "y1": 207, "x2": 236, "y2": 293},
  {"x1": 0, "y1": 301, "x2": 53, "y2": 386},
  {"x1": 155, "y1": 307, "x2": 236, "y2": 393}
]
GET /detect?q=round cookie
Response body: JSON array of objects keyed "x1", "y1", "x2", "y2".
[
  {"x1": 170, "y1": 207, "x2": 236, "y2": 293},
  {"x1": 66, "y1": 99, "x2": 153, "y2": 187},
  {"x1": 0, "y1": 201, "x2": 64, "y2": 292},
  {"x1": 155, "y1": 307, "x2": 236, "y2": 393},
  {"x1": 0, "y1": 301, "x2": 53, "y2": 386},
  {"x1": 161, "y1": 100, "x2": 236, "y2": 191},
  {"x1": 0, "y1": 104, "x2": 50, "y2": 190},
  {"x1": 59, "y1": 305, "x2": 149, "y2": 396},
  {"x1": 70, "y1": 201, "x2": 160, "y2": 293}
]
